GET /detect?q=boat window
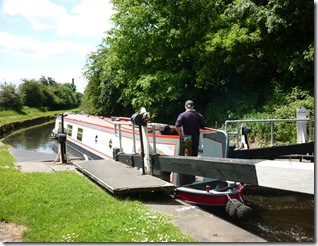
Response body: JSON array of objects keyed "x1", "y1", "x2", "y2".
[
  {"x1": 67, "y1": 125, "x2": 73, "y2": 136},
  {"x1": 77, "y1": 128, "x2": 83, "y2": 141}
]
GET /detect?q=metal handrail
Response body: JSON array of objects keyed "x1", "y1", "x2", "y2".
[
  {"x1": 113, "y1": 121, "x2": 161, "y2": 155},
  {"x1": 224, "y1": 118, "x2": 312, "y2": 148}
]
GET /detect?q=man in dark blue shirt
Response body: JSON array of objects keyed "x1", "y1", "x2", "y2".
[{"x1": 175, "y1": 100, "x2": 206, "y2": 156}]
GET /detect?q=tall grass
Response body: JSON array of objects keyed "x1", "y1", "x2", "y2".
[{"x1": 0, "y1": 145, "x2": 195, "y2": 242}]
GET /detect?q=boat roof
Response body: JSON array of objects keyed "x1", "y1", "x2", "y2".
[
  {"x1": 59, "y1": 113, "x2": 131, "y2": 128},
  {"x1": 58, "y1": 113, "x2": 215, "y2": 134},
  {"x1": 58, "y1": 113, "x2": 174, "y2": 130}
]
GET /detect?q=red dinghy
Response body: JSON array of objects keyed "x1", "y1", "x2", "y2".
[
  {"x1": 173, "y1": 178, "x2": 251, "y2": 219},
  {"x1": 175, "y1": 179, "x2": 244, "y2": 206}
]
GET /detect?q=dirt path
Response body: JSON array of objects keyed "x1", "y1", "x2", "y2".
[{"x1": 0, "y1": 222, "x2": 27, "y2": 242}]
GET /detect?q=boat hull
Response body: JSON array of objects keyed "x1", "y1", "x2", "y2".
[
  {"x1": 177, "y1": 190, "x2": 242, "y2": 206},
  {"x1": 53, "y1": 139, "x2": 105, "y2": 160},
  {"x1": 52, "y1": 113, "x2": 183, "y2": 160},
  {"x1": 175, "y1": 179, "x2": 244, "y2": 206}
]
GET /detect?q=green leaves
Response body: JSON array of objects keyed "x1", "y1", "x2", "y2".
[
  {"x1": 0, "y1": 83, "x2": 23, "y2": 111},
  {"x1": 82, "y1": 0, "x2": 313, "y2": 125},
  {"x1": 6, "y1": 77, "x2": 82, "y2": 111}
]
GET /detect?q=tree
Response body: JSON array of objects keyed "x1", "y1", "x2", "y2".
[
  {"x1": 82, "y1": 47, "x2": 109, "y2": 115},
  {"x1": 41, "y1": 86, "x2": 59, "y2": 109},
  {"x1": 82, "y1": 45, "x2": 132, "y2": 116},
  {"x1": 82, "y1": 0, "x2": 313, "y2": 124},
  {"x1": 53, "y1": 84, "x2": 78, "y2": 109},
  {"x1": 18, "y1": 77, "x2": 82, "y2": 110},
  {"x1": 64, "y1": 82, "x2": 77, "y2": 93},
  {"x1": 0, "y1": 83, "x2": 23, "y2": 111},
  {"x1": 201, "y1": 0, "x2": 314, "y2": 123},
  {"x1": 39, "y1": 76, "x2": 58, "y2": 86},
  {"x1": 19, "y1": 79, "x2": 44, "y2": 107},
  {"x1": 101, "y1": 0, "x2": 230, "y2": 120}
]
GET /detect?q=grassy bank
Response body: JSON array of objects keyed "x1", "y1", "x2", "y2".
[
  {"x1": 0, "y1": 145, "x2": 194, "y2": 242},
  {"x1": 0, "y1": 107, "x2": 78, "y2": 126}
]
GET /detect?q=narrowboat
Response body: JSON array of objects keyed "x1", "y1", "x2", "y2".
[
  {"x1": 51, "y1": 112, "x2": 250, "y2": 217},
  {"x1": 51, "y1": 110, "x2": 313, "y2": 219}
]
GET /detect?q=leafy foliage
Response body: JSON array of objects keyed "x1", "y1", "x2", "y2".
[
  {"x1": 240, "y1": 87, "x2": 314, "y2": 146},
  {"x1": 0, "y1": 83, "x2": 23, "y2": 111},
  {"x1": 14, "y1": 77, "x2": 82, "y2": 110},
  {"x1": 81, "y1": 46, "x2": 132, "y2": 116},
  {"x1": 19, "y1": 79, "x2": 45, "y2": 107},
  {"x1": 82, "y1": 0, "x2": 313, "y2": 127}
]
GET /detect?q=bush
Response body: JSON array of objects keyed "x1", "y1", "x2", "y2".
[
  {"x1": 241, "y1": 87, "x2": 314, "y2": 146},
  {"x1": 0, "y1": 83, "x2": 23, "y2": 111}
]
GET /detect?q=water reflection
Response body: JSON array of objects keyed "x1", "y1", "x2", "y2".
[{"x1": 2, "y1": 122, "x2": 55, "y2": 154}]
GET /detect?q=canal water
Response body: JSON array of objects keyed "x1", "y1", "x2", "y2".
[
  {"x1": 1, "y1": 122, "x2": 315, "y2": 242},
  {"x1": 2, "y1": 122, "x2": 56, "y2": 154}
]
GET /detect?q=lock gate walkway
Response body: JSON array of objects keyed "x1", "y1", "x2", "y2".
[{"x1": 73, "y1": 159, "x2": 175, "y2": 194}]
